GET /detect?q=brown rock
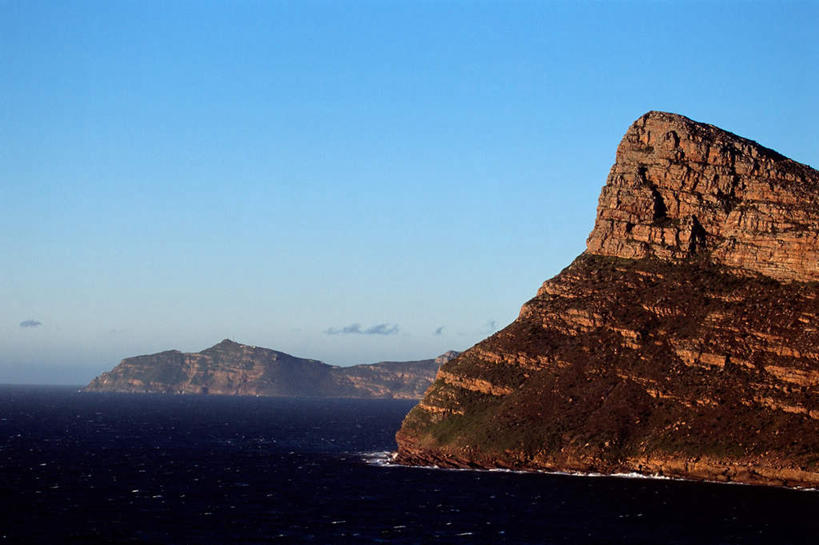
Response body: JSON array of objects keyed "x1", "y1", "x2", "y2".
[
  {"x1": 84, "y1": 339, "x2": 458, "y2": 399},
  {"x1": 396, "y1": 112, "x2": 819, "y2": 488},
  {"x1": 587, "y1": 111, "x2": 819, "y2": 283}
]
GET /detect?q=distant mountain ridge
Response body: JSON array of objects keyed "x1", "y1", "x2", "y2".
[{"x1": 84, "y1": 339, "x2": 458, "y2": 399}]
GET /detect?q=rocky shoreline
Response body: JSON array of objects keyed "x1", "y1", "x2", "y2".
[{"x1": 394, "y1": 441, "x2": 819, "y2": 489}]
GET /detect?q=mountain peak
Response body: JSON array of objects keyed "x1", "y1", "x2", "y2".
[
  {"x1": 586, "y1": 111, "x2": 819, "y2": 282},
  {"x1": 396, "y1": 113, "x2": 819, "y2": 488},
  {"x1": 210, "y1": 338, "x2": 242, "y2": 349}
]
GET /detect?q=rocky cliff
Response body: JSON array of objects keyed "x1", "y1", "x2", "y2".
[
  {"x1": 84, "y1": 339, "x2": 458, "y2": 399},
  {"x1": 396, "y1": 112, "x2": 819, "y2": 488}
]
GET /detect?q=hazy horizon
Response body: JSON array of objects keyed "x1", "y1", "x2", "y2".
[{"x1": 3, "y1": 1, "x2": 817, "y2": 384}]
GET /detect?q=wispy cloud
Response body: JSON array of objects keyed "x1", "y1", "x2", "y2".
[
  {"x1": 485, "y1": 320, "x2": 497, "y2": 333},
  {"x1": 20, "y1": 320, "x2": 42, "y2": 328},
  {"x1": 325, "y1": 323, "x2": 399, "y2": 336},
  {"x1": 434, "y1": 326, "x2": 445, "y2": 335},
  {"x1": 365, "y1": 323, "x2": 399, "y2": 335},
  {"x1": 326, "y1": 323, "x2": 364, "y2": 335}
]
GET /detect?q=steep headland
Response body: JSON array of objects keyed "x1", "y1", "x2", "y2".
[
  {"x1": 84, "y1": 339, "x2": 458, "y2": 399},
  {"x1": 396, "y1": 112, "x2": 819, "y2": 488}
]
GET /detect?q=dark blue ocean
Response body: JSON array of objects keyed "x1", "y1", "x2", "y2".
[{"x1": 1, "y1": 386, "x2": 817, "y2": 544}]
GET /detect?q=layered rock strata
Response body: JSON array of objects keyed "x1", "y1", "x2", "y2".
[
  {"x1": 587, "y1": 111, "x2": 819, "y2": 283},
  {"x1": 84, "y1": 339, "x2": 458, "y2": 399},
  {"x1": 396, "y1": 112, "x2": 819, "y2": 488}
]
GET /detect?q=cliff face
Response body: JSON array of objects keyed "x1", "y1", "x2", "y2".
[
  {"x1": 84, "y1": 340, "x2": 458, "y2": 399},
  {"x1": 587, "y1": 111, "x2": 819, "y2": 282},
  {"x1": 396, "y1": 112, "x2": 819, "y2": 488},
  {"x1": 336, "y1": 351, "x2": 460, "y2": 399}
]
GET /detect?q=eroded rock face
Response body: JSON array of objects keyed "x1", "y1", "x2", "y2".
[
  {"x1": 587, "y1": 111, "x2": 819, "y2": 282},
  {"x1": 84, "y1": 339, "x2": 457, "y2": 399},
  {"x1": 396, "y1": 112, "x2": 819, "y2": 488}
]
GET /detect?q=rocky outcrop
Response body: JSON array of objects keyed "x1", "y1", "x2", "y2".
[
  {"x1": 396, "y1": 112, "x2": 819, "y2": 488},
  {"x1": 337, "y1": 351, "x2": 460, "y2": 398},
  {"x1": 84, "y1": 339, "x2": 458, "y2": 399},
  {"x1": 587, "y1": 111, "x2": 819, "y2": 282}
]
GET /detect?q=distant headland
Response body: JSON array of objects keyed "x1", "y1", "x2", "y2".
[{"x1": 84, "y1": 338, "x2": 458, "y2": 399}]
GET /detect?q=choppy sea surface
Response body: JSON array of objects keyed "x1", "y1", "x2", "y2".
[{"x1": 1, "y1": 386, "x2": 817, "y2": 544}]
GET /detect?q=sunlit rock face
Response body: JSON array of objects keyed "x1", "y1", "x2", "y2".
[
  {"x1": 84, "y1": 339, "x2": 458, "y2": 400},
  {"x1": 587, "y1": 111, "x2": 819, "y2": 282},
  {"x1": 396, "y1": 112, "x2": 819, "y2": 488}
]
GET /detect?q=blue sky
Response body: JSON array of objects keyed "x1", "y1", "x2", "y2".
[{"x1": 2, "y1": 1, "x2": 817, "y2": 384}]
